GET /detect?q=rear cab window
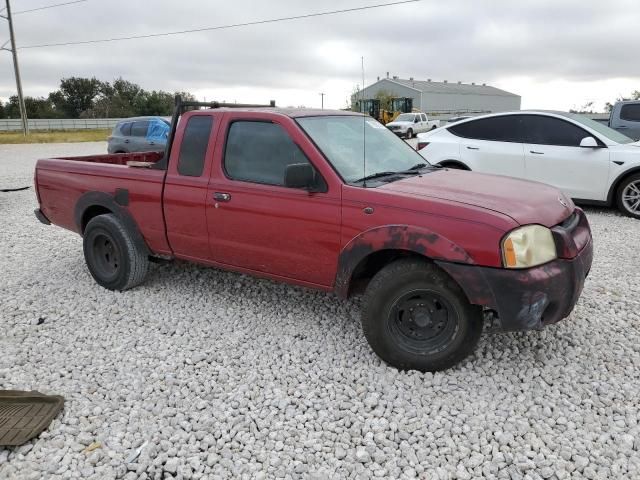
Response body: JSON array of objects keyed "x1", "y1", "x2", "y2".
[
  {"x1": 177, "y1": 115, "x2": 214, "y2": 177},
  {"x1": 620, "y1": 104, "x2": 640, "y2": 122}
]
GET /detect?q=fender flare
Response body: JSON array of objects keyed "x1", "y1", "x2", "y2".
[
  {"x1": 606, "y1": 166, "x2": 640, "y2": 205},
  {"x1": 334, "y1": 224, "x2": 474, "y2": 298},
  {"x1": 74, "y1": 191, "x2": 150, "y2": 255}
]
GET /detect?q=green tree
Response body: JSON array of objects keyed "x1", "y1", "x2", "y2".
[
  {"x1": 137, "y1": 90, "x2": 175, "y2": 116},
  {"x1": 0, "y1": 100, "x2": 5, "y2": 119},
  {"x1": 51, "y1": 77, "x2": 103, "y2": 118}
]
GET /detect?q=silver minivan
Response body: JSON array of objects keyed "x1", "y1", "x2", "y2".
[{"x1": 107, "y1": 116, "x2": 170, "y2": 154}]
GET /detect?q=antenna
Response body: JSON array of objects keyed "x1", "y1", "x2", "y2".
[{"x1": 361, "y1": 56, "x2": 366, "y2": 187}]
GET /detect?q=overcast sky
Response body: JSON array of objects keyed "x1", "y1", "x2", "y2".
[{"x1": 1, "y1": 0, "x2": 639, "y2": 112}]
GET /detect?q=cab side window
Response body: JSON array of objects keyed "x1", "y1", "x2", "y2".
[{"x1": 224, "y1": 121, "x2": 312, "y2": 187}]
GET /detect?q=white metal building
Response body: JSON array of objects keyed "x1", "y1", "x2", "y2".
[{"x1": 353, "y1": 75, "x2": 521, "y2": 114}]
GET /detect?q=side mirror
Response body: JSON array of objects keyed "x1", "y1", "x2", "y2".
[
  {"x1": 579, "y1": 136, "x2": 599, "y2": 148},
  {"x1": 285, "y1": 163, "x2": 316, "y2": 190},
  {"x1": 414, "y1": 118, "x2": 419, "y2": 123}
]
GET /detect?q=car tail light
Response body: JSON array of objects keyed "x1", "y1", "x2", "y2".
[{"x1": 417, "y1": 141, "x2": 430, "y2": 151}]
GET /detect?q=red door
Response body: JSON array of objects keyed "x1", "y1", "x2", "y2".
[
  {"x1": 163, "y1": 112, "x2": 218, "y2": 261},
  {"x1": 206, "y1": 112, "x2": 342, "y2": 287}
]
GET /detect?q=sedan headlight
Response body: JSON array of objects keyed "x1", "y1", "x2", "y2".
[{"x1": 502, "y1": 225, "x2": 557, "y2": 268}]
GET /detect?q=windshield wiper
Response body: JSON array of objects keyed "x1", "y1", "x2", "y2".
[
  {"x1": 354, "y1": 163, "x2": 433, "y2": 184},
  {"x1": 354, "y1": 171, "x2": 399, "y2": 183},
  {"x1": 403, "y1": 162, "x2": 428, "y2": 172}
]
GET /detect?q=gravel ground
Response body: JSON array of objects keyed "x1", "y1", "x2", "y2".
[{"x1": 1, "y1": 142, "x2": 640, "y2": 480}]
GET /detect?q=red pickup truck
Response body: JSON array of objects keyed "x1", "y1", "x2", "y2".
[{"x1": 34, "y1": 98, "x2": 593, "y2": 372}]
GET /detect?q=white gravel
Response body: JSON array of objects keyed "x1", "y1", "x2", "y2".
[{"x1": 1, "y1": 142, "x2": 640, "y2": 479}]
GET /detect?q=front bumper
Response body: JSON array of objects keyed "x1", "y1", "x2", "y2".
[{"x1": 437, "y1": 210, "x2": 593, "y2": 331}]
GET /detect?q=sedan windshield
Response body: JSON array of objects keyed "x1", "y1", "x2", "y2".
[
  {"x1": 395, "y1": 114, "x2": 415, "y2": 122},
  {"x1": 561, "y1": 112, "x2": 634, "y2": 144},
  {"x1": 297, "y1": 116, "x2": 432, "y2": 184}
]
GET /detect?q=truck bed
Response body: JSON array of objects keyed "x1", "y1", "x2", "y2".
[{"x1": 34, "y1": 150, "x2": 171, "y2": 255}]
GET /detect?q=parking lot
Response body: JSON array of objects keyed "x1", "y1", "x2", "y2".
[{"x1": 1, "y1": 142, "x2": 640, "y2": 479}]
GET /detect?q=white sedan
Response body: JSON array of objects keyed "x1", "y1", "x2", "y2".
[{"x1": 416, "y1": 111, "x2": 640, "y2": 218}]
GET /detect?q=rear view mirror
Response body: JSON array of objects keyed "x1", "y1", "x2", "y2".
[
  {"x1": 285, "y1": 163, "x2": 316, "y2": 189},
  {"x1": 579, "y1": 136, "x2": 599, "y2": 148}
]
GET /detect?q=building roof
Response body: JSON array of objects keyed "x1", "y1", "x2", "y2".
[{"x1": 378, "y1": 77, "x2": 519, "y2": 97}]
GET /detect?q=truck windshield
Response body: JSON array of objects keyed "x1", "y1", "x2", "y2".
[
  {"x1": 561, "y1": 112, "x2": 634, "y2": 144},
  {"x1": 297, "y1": 116, "x2": 432, "y2": 185},
  {"x1": 395, "y1": 114, "x2": 415, "y2": 122}
]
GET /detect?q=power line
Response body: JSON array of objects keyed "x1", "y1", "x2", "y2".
[
  {"x1": 18, "y1": 0, "x2": 420, "y2": 49},
  {"x1": 13, "y1": 0, "x2": 87, "y2": 15}
]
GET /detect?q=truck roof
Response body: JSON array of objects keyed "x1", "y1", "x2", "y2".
[{"x1": 205, "y1": 107, "x2": 362, "y2": 118}]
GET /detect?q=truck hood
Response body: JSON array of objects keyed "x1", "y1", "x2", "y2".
[
  {"x1": 380, "y1": 170, "x2": 574, "y2": 227},
  {"x1": 387, "y1": 121, "x2": 412, "y2": 127}
]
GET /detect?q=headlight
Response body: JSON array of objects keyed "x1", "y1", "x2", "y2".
[{"x1": 502, "y1": 225, "x2": 557, "y2": 268}]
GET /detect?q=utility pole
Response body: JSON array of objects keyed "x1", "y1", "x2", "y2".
[
  {"x1": 319, "y1": 92, "x2": 325, "y2": 110},
  {"x1": 1, "y1": 0, "x2": 29, "y2": 135}
]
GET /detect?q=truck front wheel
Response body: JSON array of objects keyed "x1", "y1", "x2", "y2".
[
  {"x1": 361, "y1": 258, "x2": 482, "y2": 372},
  {"x1": 83, "y1": 214, "x2": 149, "y2": 291}
]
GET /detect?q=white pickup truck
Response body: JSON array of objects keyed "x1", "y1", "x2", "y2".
[{"x1": 386, "y1": 112, "x2": 440, "y2": 139}]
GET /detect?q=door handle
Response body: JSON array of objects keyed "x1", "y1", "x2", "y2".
[
  {"x1": 213, "y1": 192, "x2": 231, "y2": 202},
  {"x1": 466, "y1": 146, "x2": 480, "y2": 150},
  {"x1": 124, "y1": 139, "x2": 130, "y2": 143},
  {"x1": 530, "y1": 150, "x2": 544, "y2": 154},
  {"x1": 149, "y1": 141, "x2": 155, "y2": 145}
]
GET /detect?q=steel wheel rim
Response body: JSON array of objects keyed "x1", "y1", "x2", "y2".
[
  {"x1": 388, "y1": 289, "x2": 459, "y2": 354},
  {"x1": 92, "y1": 233, "x2": 121, "y2": 278},
  {"x1": 622, "y1": 180, "x2": 640, "y2": 213}
]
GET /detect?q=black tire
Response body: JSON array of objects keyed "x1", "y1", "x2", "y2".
[
  {"x1": 361, "y1": 258, "x2": 482, "y2": 372},
  {"x1": 406, "y1": 129, "x2": 413, "y2": 139},
  {"x1": 83, "y1": 214, "x2": 149, "y2": 290},
  {"x1": 440, "y1": 161, "x2": 469, "y2": 171},
  {"x1": 430, "y1": 125, "x2": 437, "y2": 130},
  {"x1": 616, "y1": 173, "x2": 640, "y2": 219}
]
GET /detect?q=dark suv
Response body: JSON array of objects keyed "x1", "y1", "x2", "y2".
[{"x1": 107, "y1": 116, "x2": 170, "y2": 154}]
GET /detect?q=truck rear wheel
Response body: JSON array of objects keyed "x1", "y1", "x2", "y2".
[
  {"x1": 361, "y1": 258, "x2": 482, "y2": 372},
  {"x1": 83, "y1": 214, "x2": 149, "y2": 291}
]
